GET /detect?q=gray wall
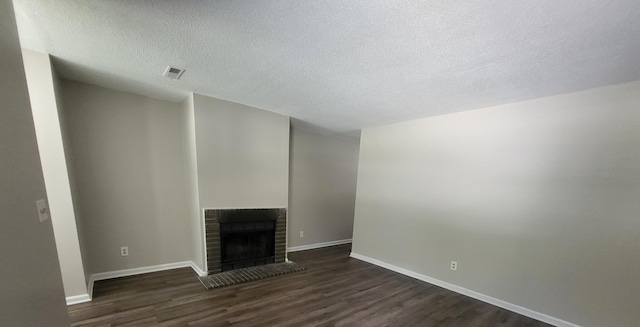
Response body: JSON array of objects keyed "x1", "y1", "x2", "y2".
[
  {"x1": 352, "y1": 81, "x2": 640, "y2": 327},
  {"x1": 63, "y1": 81, "x2": 192, "y2": 274},
  {"x1": 22, "y1": 48, "x2": 88, "y2": 299},
  {"x1": 0, "y1": 0, "x2": 69, "y2": 324},
  {"x1": 193, "y1": 94, "x2": 290, "y2": 209},
  {"x1": 288, "y1": 129, "x2": 359, "y2": 248},
  {"x1": 54, "y1": 58, "x2": 92, "y2": 287}
]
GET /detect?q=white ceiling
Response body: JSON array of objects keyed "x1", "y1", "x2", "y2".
[{"x1": 13, "y1": 0, "x2": 640, "y2": 135}]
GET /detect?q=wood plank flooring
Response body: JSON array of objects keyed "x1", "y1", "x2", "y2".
[{"x1": 69, "y1": 245, "x2": 552, "y2": 326}]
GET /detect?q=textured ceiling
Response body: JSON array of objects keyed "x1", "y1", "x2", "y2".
[{"x1": 13, "y1": 0, "x2": 640, "y2": 134}]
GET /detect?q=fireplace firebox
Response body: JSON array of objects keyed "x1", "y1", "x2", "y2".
[
  {"x1": 205, "y1": 208, "x2": 286, "y2": 274},
  {"x1": 220, "y1": 217, "x2": 275, "y2": 271}
]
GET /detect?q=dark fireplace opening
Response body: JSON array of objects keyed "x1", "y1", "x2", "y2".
[
  {"x1": 205, "y1": 208, "x2": 286, "y2": 274},
  {"x1": 220, "y1": 219, "x2": 276, "y2": 271}
]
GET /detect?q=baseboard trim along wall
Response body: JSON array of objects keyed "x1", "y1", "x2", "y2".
[
  {"x1": 287, "y1": 238, "x2": 352, "y2": 252},
  {"x1": 66, "y1": 294, "x2": 91, "y2": 305},
  {"x1": 349, "y1": 252, "x2": 581, "y2": 327},
  {"x1": 85, "y1": 260, "x2": 208, "y2": 302},
  {"x1": 189, "y1": 261, "x2": 208, "y2": 277}
]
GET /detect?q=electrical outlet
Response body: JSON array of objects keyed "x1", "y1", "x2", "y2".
[
  {"x1": 450, "y1": 261, "x2": 458, "y2": 271},
  {"x1": 121, "y1": 246, "x2": 129, "y2": 257},
  {"x1": 36, "y1": 199, "x2": 49, "y2": 222},
  {"x1": 300, "y1": 231, "x2": 304, "y2": 238}
]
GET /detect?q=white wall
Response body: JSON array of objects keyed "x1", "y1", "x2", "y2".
[
  {"x1": 181, "y1": 93, "x2": 205, "y2": 271},
  {"x1": 352, "y1": 81, "x2": 640, "y2": 327},
  {"x1": 22, "y1": 48, "x2": 88, "y2": 300},
  {"x1": 288, "y1": 129, "x2": 359, "y2": 248},
  {"x1": 193, "y1": 94, "x2": 290, "y2": 209},
  {"x1": 62, "y1": 81, "x2": 192, "y2": 274},
  {"x1": 0, "y1": 1, "x2": 69, "y2": 325}
]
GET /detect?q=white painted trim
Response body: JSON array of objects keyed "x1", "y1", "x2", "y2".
[
  {"x1": 90, "y1": 261, "x2": 194, "y2": 282},
  {"x1": 66, "y1": 294, "x2": 91, "y2": 305},
  {"x1": 190, "y1": 261, "x2": 208, "y2": 277},
  {"x1": 349, "y1": 252, "x2": 581, "y2": 327},
  {"x1": 87, "y1": 261, "x2": 208, "y2": 297},
  {"x1": 287, "y1": 239, "x2": 352, "y2": 252},
  {"x1": 87, "y1": 277, "x2": 94, "y2": 299}
]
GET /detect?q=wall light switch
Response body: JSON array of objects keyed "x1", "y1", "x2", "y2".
[
  {"x1": 36, "y1": 199, "x2": 49, "y2": 223},
  {"x1": 300, "y1": 231, "x2": 304, "y2": 238}
]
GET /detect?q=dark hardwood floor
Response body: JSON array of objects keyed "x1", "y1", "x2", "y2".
[{"x1": 69, "y1": 245, "x2": 552, "y2": 326}]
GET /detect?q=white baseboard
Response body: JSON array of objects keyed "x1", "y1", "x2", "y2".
[
  {"x1": 87, "y1": 260, "x2": 207, "y2": 299},
  {"x1": 287, "y1": 238, "x2": 352, "y2": 252},
  {"x1": 189, "y1": 261, "x2": 208, "y2": 277},
  {"x1": 90, "y1": 261, "x2": 195, "y2": 282},
  {"x1": 87, "y1": 278, "x2": 94, "y2": 300},
  {"x1": 66, "y1": 293, "x2": 91, "y2": 305},
  {"x1": 349, "y1": 252, "x2": 581, "y2": 327}
]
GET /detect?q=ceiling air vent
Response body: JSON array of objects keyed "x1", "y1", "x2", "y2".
[{"x1": 163, "y1": 66, "x2": 185, "y2": 80}]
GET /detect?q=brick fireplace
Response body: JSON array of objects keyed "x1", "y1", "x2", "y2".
[{"x1": 204, "y1": 208, "x2": 286, "y2": 274}]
